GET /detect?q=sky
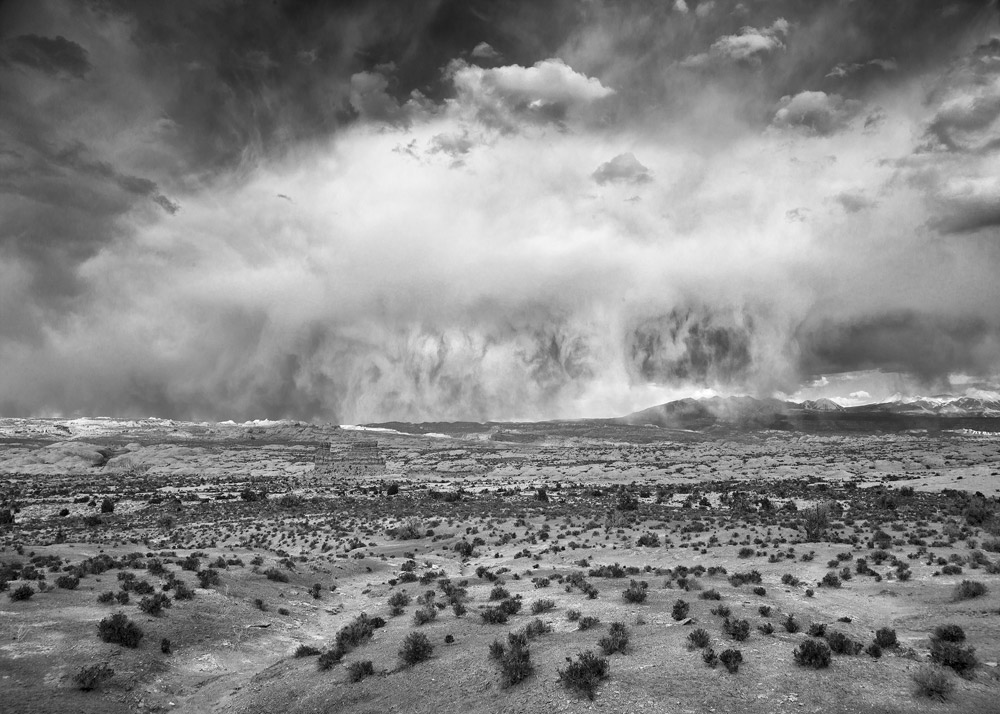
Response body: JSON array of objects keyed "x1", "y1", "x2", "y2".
[{"x1": 2, "y1": 0, "x2": 1000, "y2": 423}]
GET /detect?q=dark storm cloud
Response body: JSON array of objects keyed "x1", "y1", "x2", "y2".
[
  {"x1": 800, "y1": 312, "x2": 1000, "y2": 383},
  {"x1": 924, "y1": 37, "x2": 1000, "y2": 154},
  {"x1": 629, "y1": 309, "x2": 755, "y2": 385},
  {"x1": 897, "y1": 30, "x2": 1000, "y2": 236},
  {"x1": 0, "y1": 0, "x2": 575, "y2": 324},
  {"x1": 1, "y1": 34, "x2": 92, "y2": 78},
  {"x1": 99, "y1": 0, "x2": 585, "y2": 169},
  {"x1": 2, "y1": 0, "x2": 1000, "y2": 422}
]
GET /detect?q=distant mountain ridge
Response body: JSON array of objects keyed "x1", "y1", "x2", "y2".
[
  {"x1": 5, "y1": 393, "x2": 1000, "y2": 443},
  {"x1": 617, "y1": 393, "x2": 1000, "y2": 432}
]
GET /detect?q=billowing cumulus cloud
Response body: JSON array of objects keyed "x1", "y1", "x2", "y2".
[
  {"x1": 447, "y1": 57, "x2": 614, "y2": 130},
  {"x1": 471, "y1": 42, "x2": 501, "y2": 61},
  {"x1": 592, "y1": 153, "x2": 652, "y2": 185},
  {"x1": 681, "y1": 18, "x2": 789, "y2": 68},
  {"x1": 772, "y1": 91, "x2": 864, "y2": 135},
  {"x1": 2, "y1": 0, "x2": 1000, "y2": 423}
]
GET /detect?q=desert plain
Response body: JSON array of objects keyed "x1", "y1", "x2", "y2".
[{"x1": 1, "y1": 414, "x2": 999, "y2": 714}]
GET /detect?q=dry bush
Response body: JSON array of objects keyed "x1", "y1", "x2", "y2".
[
  {"x1": 912, "y1": 665, "x2": 954, "y2": 701},
  {"x1": 558, "y1": 651, "x2": 609, "y2": 700}
]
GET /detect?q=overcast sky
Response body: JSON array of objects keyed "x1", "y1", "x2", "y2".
[{"x1": 1, "y1": 0, "x2": 999, "y2": 423}]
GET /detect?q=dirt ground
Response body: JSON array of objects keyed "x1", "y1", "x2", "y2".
[{"x1": 1, "y1": 417, "x2": 1000, "y2": 713}]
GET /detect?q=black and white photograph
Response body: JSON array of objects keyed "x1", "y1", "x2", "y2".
[{"x1": 2, "y1": 1, "x2": 1000, "y2": 712}]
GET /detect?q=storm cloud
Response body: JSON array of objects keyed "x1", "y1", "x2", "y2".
[{"x1": 2, "y1": 0, "x2": 1000, "y2": 423}]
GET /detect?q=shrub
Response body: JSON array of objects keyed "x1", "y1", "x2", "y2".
[
  {"x1": 802, "y1": 505, "x2": 829, "y2": 540},
  {"x1": 913, "y1": 664, "x2": 954, "y2": 701},
  {"x1": 782, "y1": 614, "x2": 800, "y2": 633},
  {"x1": 56, "y1": 575, "x2": 80, "y2": 590},
  {"x1": 264, "y1": 568, "x2": 289, "y2": 583},
  {"x1": 98, "y1": 612, "x2": 143, "y2": 648},
  {"x1": 622, "y1": 579, "x2": 648, "y2": 604},
  {"x1": 413, "y1": 605, "x2": 437, "y2": 626},
  {"x1": 589, "y1": 562, "x2": 628, "y2": 578},
  {"x1": 728, "y1": 570, "x2": 762, "y2": 586},
  {"x1": 874, "y1": 627, "x2": 897, "y2": 649},
  {"x1": 820, "y1": 572, "x2": 841, "y2": 588},
  {"x1": 865, "y1": 643, "x2": 882, "y2": 658},
  {"x1": 598, "y1": 621, "x2": 629, "y2": 655},
  {"x1": 671, "y1": 599, "x2": 690, "y2": 620},
  {"x1": 930, "y1": 640, "x2": 978, "y2": 676},
  {"x1": 567, "y1": 609, "x2": 581, "y2": 622},
  {"x1": 295, "y1": 644, "x2": 321, "y2": 657},
  {"x1": 194, "y1": 569, "x2": 219, "y2": 588},
  {"x1": 130, "y1": 580, "x2": 154, "y2": 595},
  {"x1": 318, "y1": 647, "x2": 344, "y2": 670},
  {"x1": 97, "y1": 591, "x2": 115, "y2": 604},
  {"x1": 953, "y1": 580, "x2": 988, "y2": 600},
  {"x1": 758, "y1": 605, "x2": 772, "y2": 617},
  {"x1": 138, "y1": 593, "x2": 172, "y2": 616},
  {"x1": 724, "y1": 618, "x2": 750, "y2": 641},
  {"x1": 114, "y1": 590, "x2": 129, "y2": 605},
  {"x1": 481, "y1": 606, "x2": 509, "y2": 625},
  {"x1": 493, "y1": 635, "x2": 533, "y2": 687},
  {"x1": 793, "y1": 639, "x2": 831, "y2": 668},
  {"x1": 399, "y1": 632, "x2": 433, "y2": 666},
  {"x1": 9, "y1": 584, "x2": 34, "y2": 601},
  {"x1": 710, "y1": 605, "x2": 731, "y2": 618},
  {"x1": 719, "y1": 648, "x2": 743, "y2": 673},
  {"x1": 558, "y1": 651, "x2": 609, "y2": 700},
  {"x1": 348, "y1": 660, "x2": 375, "y2": 682},
  {"x1": 702, "y1": 647, "x2": 718, "y2": 667},
  {"x1": 752, "y1": 586, "x2": 766, "y2": 596},
  {"x1": 489, "y1": 638, "x2": 505, "y2": 660},
  {"x1": 388, "y1": 590, "x2": 411, "y2": 616},
  {"x1": 523, "y1": 618, "x2": 552, "y2": 639},
  {"x1": 826, "y1": 631, "x2": 862, "y2": 655},
  {"x1": 100, "y1": 498, "x2": 115, "y2": 514},
  {"x1": 160, "y1": 638, "x2": 171, "y2": 654},
  {"x1": 489, "y1": 585, "x2": 511, "y2": 601},
  {"x1": 807, "y1": 622, "x2": 827, "y2": 638},
  {"x1": 699, "y1": 589, "x2": 721, "y2": 601},
  {"x1": 932, "y1": 624, "x2": 966, "y2": 643},
  {"x1": 180, "y1": 555, "x2": 200, "y2": 572},
  {"x1": 758, "y1": 622, "x2": 775, "y2": 635},
  {"x1": 578, "y1": 615, "x2": 600, "y2": 631},
  {"x1": 531, "y1": 599, "x2": 556, "y2": 614},
  {"x1": 74, "y1": 663, "x2": 113, "y2": 691},
  {"x1": 335, "y1": 614, "x2": 385, "y2": 651},
  {"x1": 637, "y1": 532, "x2": 660, "y2": 547},
  {"x1": 500, "y1": 597, "x2": 522, "y2": 616},
  {"x1": 687, "y1": 628, "x2": 711, "y2": 649},
  {"x1": 173, "y1": 582, "x2": 195, "y2": 600}
]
